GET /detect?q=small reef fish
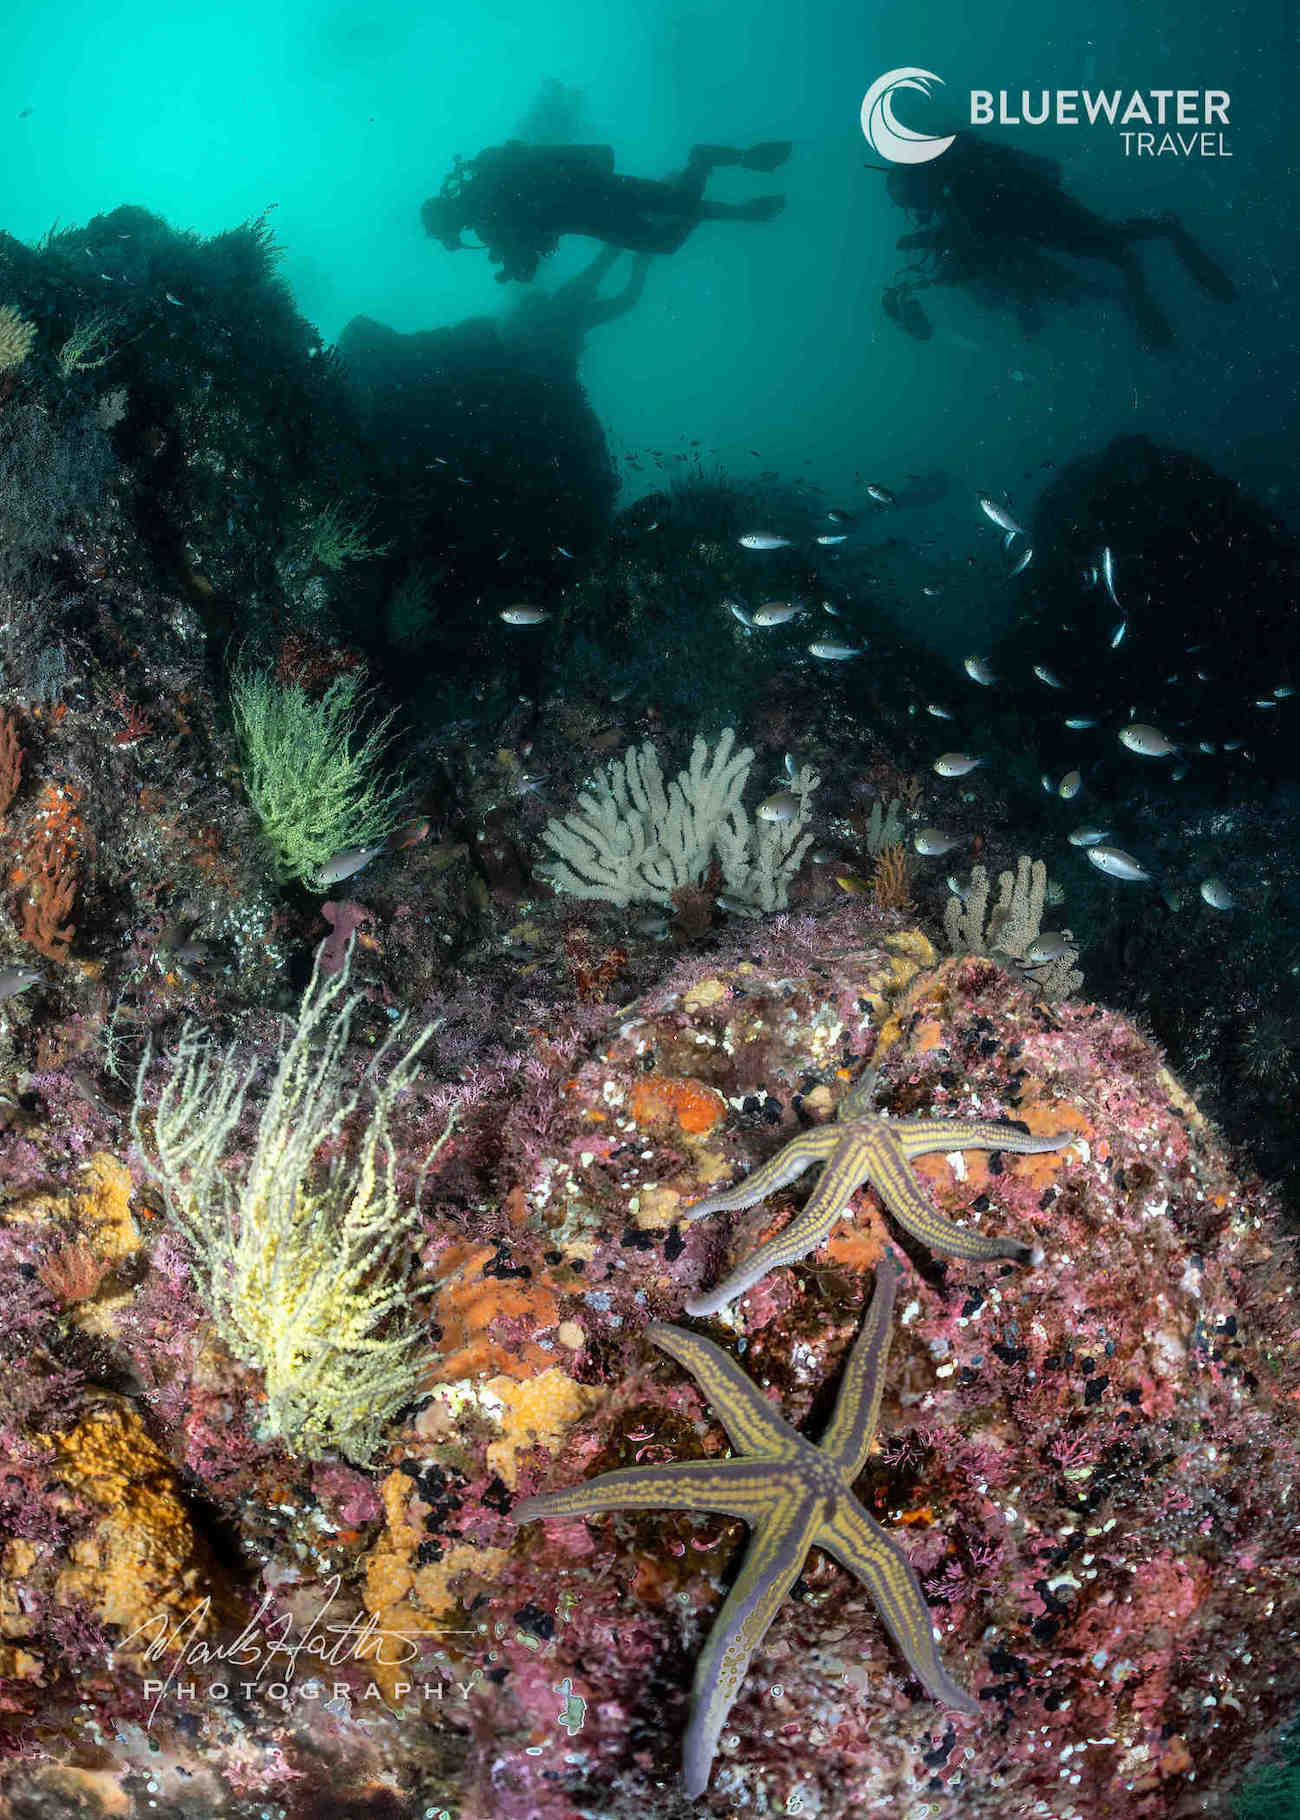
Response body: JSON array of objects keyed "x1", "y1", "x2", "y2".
[
  {"x1": 1118, "y1": 723, "x2": 1177, "y2": 758},
  {"x1": 979, "y1": 496, "x2": 1026, "y2": 538},
  {"x1": 1199, "y1": 877, "x2": 1236, "y2": 910},
  {"x1": 1068, "y1": 825, "x2": 1109, "y2": 847},
  {"x1": 1064, "y1": 717, "x2": 1098, "y2": 729},
  {"x1": 724, "y1": 599, "x2": 754, "y2": 627},
  {"x1": 913, "y1": 828, "x2": 962, "y2": 855},
  {"x1": 964, "y1": 656, "x2": 997, "y2": 685},
  {"x1": 815, "y1": 534, "x2": 848, "y2": 545},
  {"x1": 1110, "y1": 618, "x2": 1127, "y2": 649},
  {"x1": 757, "y1": 790, "x2": 802, "y2": 822},
  {"x1": 751, "y1": 600, "x2": 802, "y2": 627},
  {"x1": 933, "y1": 752, "x2": 983, "y2": 777},
  {"x1": 1008, "y1": 546, "x2": 1034, "y2": 576},
  {"x1": 0, "y1": 965, "x2": 44, "y2": 1001},
  {"x1": 1057, "y1": 769, "x2": 1083, "y2": 799},
  {"x1": 739, "y1": 533, "x2": 791, "y2": 550},
  {"x1": 318, "y1": 841, "x2": 387, "y2": 886},
  {"x1": 834, "y1": 872, "x2": 872, "y2": 895},
  {"x1": 826, "y1": 509, "x2": 856, "y2": 525},
  {"x1": 1087, "y1": 845, "x2": 1150, "y2": 882},
  {"x1": 807, "y1": 640, "x2": 862, "y2": 659},
  {"x1": 500, "y1": 604, "x2": 549, "y2": 625},
  {"x1": 866, "y1": 485, "x2": 895, "y2": 505},
  {"x1": 1025, "y1": 933, "x2": 1074, "y2": 964},
  {"x1": 922, "y1": 585, "x2": 942, "y2": 597},
  {"x1": 1100, "y1": 546, "x2": 1121, "y2": 608},
  {"x1": 1033, "y1": 665, "x2": 1064, "y2": 689},
  {"x1": 926, "y1": 703, "x2": 953, "y2": 719}
]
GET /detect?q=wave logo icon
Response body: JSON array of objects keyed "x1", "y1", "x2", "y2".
[{"x1": 861, "y1": 68, "x2": 955, "y2": 163}]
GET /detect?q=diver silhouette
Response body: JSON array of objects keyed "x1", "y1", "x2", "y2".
[
  {"x1": 500, "y1": 244, "x2": 652, "y2": 376},
  {"x1": 881, "y1": 134, "x2": 1236, "y2": 350},
  {"x1": 422, "y1": 140, "x2": 790, "y2": 283}
]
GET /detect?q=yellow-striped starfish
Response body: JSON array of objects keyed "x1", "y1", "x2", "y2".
[
  {"x1": 510, "y1": 1251, "x2": 977, "y2": 1797},
  {"x1": 685, "y1": 1068, "x2": 1075, "y2": 1316}
]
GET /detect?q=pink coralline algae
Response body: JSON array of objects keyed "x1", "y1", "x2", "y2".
[
  {"x1": 458, "y1": 933, "x2": 1300, "y2": 1817},
  {"x1": 1, "y1": 918, "x2": 1297, "y2": 1820}
]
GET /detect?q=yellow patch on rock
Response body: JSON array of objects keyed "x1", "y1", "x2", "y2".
[
  {"x1": 74, "y1": 1153, "x2": 139, "y2": 1259},
  {"x1": 682, "y1": 976, "x2": 730, "y2": 1012},
  {"x1": 483, "y1": 1368, "x2": 600, "y2": 1488},
  {"x1": 49, "y1": 1403, "x2": 227, "y2": 1653}
]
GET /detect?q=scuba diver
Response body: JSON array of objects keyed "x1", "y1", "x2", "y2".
[
  {"x1": 880, "y1": 133, "x2": 1236, "y2": 349},
  {"x1": 500, "y1": 243, "x2": 653, "y2": 377},
  {"x1": 422, "y1": 139, "x2": 791, "y2": 283}
]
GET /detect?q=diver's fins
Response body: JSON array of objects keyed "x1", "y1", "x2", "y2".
[
  {"x1": 741, "y1": 140, "x2": 793, "y2": 172},
  {"x1": 1169, "y1": 225, "x2": 1237, "y2": 300},
  {"x1": 735, "y1": 195, "x2": 785, "y2": 221}
]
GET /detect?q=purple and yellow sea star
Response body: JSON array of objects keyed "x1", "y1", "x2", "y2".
[
  {"x1": 511, "y1": 1250, "x2": 977, "y2": 1797},
  {"x1": 684, "y1": 1067, "x2": 1076, "y2": 1315}
]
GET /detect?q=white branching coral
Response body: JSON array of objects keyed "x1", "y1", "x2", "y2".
[
  {"x1": 538, "y1": 728, "x2": 818, "y2": 912},
  {"x1": 132, "y1": 953, "x2": 453, "y2": 1463},
  {"x1": 944, "y1": 856, "x2": 1083, "y2": 1000}
]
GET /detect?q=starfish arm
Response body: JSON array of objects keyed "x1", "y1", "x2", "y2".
[
  {"x1": 686, "y1": 1128, "x2": 884, "y2": 1315},
  {"x1": 836, "y1": 1066, "x2": 879, "y2": 1120},
  {"x1": 682, "y1": 1489, "x2": 818, "y2": 1797},
  {"x1": 864, "y1": 1128, "x2": 1032, "y2": 1263},
  {"x1": 647, "y1": 1323, "x2": 800, "y2": 1456},
  {"x1": 817, "y1": 1494, "x2": 980, "y2": 1717},
  {"x1": 896, "y1": 1118, "x2": 1076, "y2": 1160},
  {"x1": 510, "y1": 1456, "x2": 797, "y2": 1526},
  {"x1": 816, "y1": 1251, "x2": 899, "y2": 1474},
  {"x1": 683, "y1": 1129, "x2": 838, "y2": 1221}
]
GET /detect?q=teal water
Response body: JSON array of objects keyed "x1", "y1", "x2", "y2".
[{"x1": 5, "y1": 0, "x2": 1295, "y2": 654}]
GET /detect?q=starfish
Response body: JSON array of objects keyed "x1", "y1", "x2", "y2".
[
  {"x1": 510, "y1": 1251, "x2": 977, "y2": 1797},
  {"x1": 684, "y1": 1067, "x2": 1075, "y2": 1316}
]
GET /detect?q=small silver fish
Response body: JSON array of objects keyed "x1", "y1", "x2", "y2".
[
  {"x1": 1008, "y1": 546, "x2": 1034, "y2": 576},
  {"x1": 926, "y1": 703, "x2": 953, "y2": 719},
  {"x1": 821, "y1": 599, "x2": 843, "y2": 616},
  {"x1": 866, "y1": 485, "x2": 895, "y2": 505},
  {"x1": 724, "y1": 598, "x2": 754, "y2": 627},
  {"x1": 739, "y1": 533, "x2": 791, "y2": 550},
  {"x1": 1064, "y1": 717, "x2": 1098, "y2": 729},
  {"x1": 1067, "y1": 825, "x2": 1109, "y2": 847},
  {"x1": 1025, "y1": 932, "x2": 1073, "y2": 965},
  {"x1": 1199, "y1": 877, "x2": 1236, "y2": 911},
  {"x1": 815, "y1": 534, "x2": 848, "y2": 545},
  {"x1": 827, "y1": 509, "x2": 855, "y2": 525},
  {"x1": 555, "y1": 546, "x2": 574, "y2": 558},
  {"x1": 1223, "y1": 739, "x2": 1242, "y2": 751},
  {"x1": 922, "y1": 585, "x2": 942, "y2": 598},
  {"x1": 1197, "y1": 741, "x2": 1216, "y2": 755},
  {"x1": 1254, "y1": 698, "x2": 1278, "y2": 709},
  {"x1": 1100, "y1": 546, "x2": 1121, "y2": 608},
  {"x1": 933, "y1": 752, "x2": 983, "y2": 777},
  {"x1": 751, "y1": 600, "x2": 802, "y2": 627},
  {"x1": 500, "y1": 604, "x2": 549, "y2": 625},
  {"x1": 807, "y1": 640, "x2": 862, "y2": 659},
  {"x1": 1087, "y1": 845, "x2": 1150, "y2": 882},
  {"x1": 1118, "y1": 724, "x2": 1177, "y2": 758},
  {"x1": 1057, "y1": 769, "x2": 1082, "y2": 800},
  {"x1": 0, "y1": 964, "x2": 44, "y2": 1001},
  {"x1": 1109, "y1": 619, "x2": 1127, "y2": 649},
  {"x1": 914, "y1": 828, "x2": 962, "y2": 856},
  {"x1": 1274, "y1": 684, "x2": 1294, "y2": 698},
  {"x1": 946, "y1": 874, "x2": 970, "y2": 901},
  {"x1": 1033, "y1": 665, "x2": 1064, "y2": 689},
  {"x1": 979, "y1": 496, "x2": 1026, "y2": 537},
  {"x1": 1082, "y1": 566, "x2": 1098, "y2": 587},
  {"x1": 964, "y1": 656, "x2": 997, "y2": 685},
  {"x1": 757, "y1": 789, "x2": 802, "y2": 822},
  {"x1": 1041, "y1": 774, "x2": 1054, "y2": 794},
  {"x1": 715, "y1": 893, "x2": 763, "y2": 918},
  {"x1": 318, "y1": 841, "x2": 387, "y2": 886}
]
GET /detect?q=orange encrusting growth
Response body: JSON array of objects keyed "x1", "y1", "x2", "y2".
[{"x1": 628, "y1": 1074, "x2": 728, "y2": 1135}]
